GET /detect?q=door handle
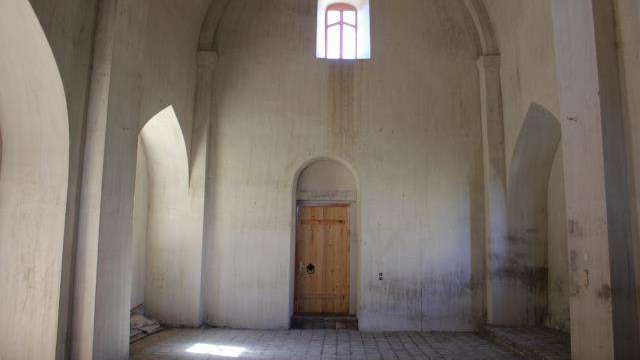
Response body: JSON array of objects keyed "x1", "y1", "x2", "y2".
[
  {"x1": 306, "y1": 263, "x2": 316, "y2": 275},
  {"x1": 298, "y1": 262, "x2": 317, "y2": 275}
]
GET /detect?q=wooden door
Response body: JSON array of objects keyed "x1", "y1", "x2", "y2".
[{"x1": 294, "y1": 205, "x2": 350, "y2": 315}]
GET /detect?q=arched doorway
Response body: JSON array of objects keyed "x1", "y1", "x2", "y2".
[
  {"x1": 291, "y1": 158, "x2": 359, "y2": 329},
  {"x1": 0, "y1": 1, "x2": 69, "y2": 358}
]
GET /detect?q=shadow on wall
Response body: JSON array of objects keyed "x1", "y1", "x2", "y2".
[
  {"x1": 0, "y1": 0, "x2": 70, "y2": 358},
  {"x1": 131, "y1": 106, "x2": 206, "y2": 327},
  {"x1": 505, "y1": 103, "x2": 561, "y2": 325}
]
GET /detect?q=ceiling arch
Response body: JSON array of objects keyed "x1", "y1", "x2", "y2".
[
  {"x1": 462, "y1": 0, "x2": 499, "y2": 55},
  {"x1": 197, "y1": 0, "x2": 498, "y2": 55}
]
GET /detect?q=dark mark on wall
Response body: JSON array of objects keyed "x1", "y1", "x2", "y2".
[
  {"x1": 567, "y1": 219, "x2": 583, "y2": 237},
  {"x1": 597, "y1": 284, "x2": 612, "y2": 302}
]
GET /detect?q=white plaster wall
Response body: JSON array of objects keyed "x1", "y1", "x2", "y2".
[
  {"x1": 71, "y1": 2, "x2": 211, "y2": 356},
  {"x1": 26, "y1": 0, "x2": 98, "y2": 356},
  {"x1": 134, "y1": 0, "x2": 211, "y2": 327},
  {"x1": 205, "y1": 0, "x2": 483, "y2": 331},
  {"x1": 0, "y1": 1, "x2": 69, "y2": 358},
  {"x1": 131, "y1": 144, "x2": 149, "y2": 310},
  {"x1": 484, "y1": 0, "x2": 569, "y2": 330},
  {"x1": 141, "y1": 107, "x2": 205, "y2": 326}
]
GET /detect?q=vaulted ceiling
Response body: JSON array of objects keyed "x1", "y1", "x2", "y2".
[{"x1": 196, "y1": 0, "x2": 498, "y2": 55}]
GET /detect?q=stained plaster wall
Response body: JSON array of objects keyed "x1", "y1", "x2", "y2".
[
  {"x1": 204, "y1": 0, "x2": 484, "y2": 331},
  {"x1": 483, "y1": 0, "x2": 569, "y2": 331},
  {"x1": 615, "y1": 0, "x2": 640, "y2": 339},
  {"x1": 25, "y1": 0, "x2": 212, "y2": 356},
  {"x1": 132, "y1": 0, "x2": 211, "y2": 327},
  {"x1": 26, "y1": 0, "x2": 99, "y2": 356}
]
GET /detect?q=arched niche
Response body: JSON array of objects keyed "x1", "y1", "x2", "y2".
[
  {"x1": 505, "y1": 103, "x2": 561, "y2": 325},
  {"x1": 290, "y1": 158, "x2": 360, "y2": 321},
  {"x1": 131, "y1": 105, "x2": 205, "y2": 327},
  {"x1": 0, "y1": 0, "x2": 69, "y2": 358}
]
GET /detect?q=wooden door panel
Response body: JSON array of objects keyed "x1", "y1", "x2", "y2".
[{"x1": 294, "y1": 205, "x2": 349, "y2": 315}]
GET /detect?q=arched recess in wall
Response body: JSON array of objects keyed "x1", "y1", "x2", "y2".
[
  {"x1": 131, "y1": 106, "x2": 205, "y2": 327},
  {"x1": 0, "y1": 1, "x2": 70, "y2": 358},
  {"x1": 290, "y1": 157, "x2": 361, "y2": 320},
  {"x1": 506, "y1": 103, "x2": 561, "y2": 325}
]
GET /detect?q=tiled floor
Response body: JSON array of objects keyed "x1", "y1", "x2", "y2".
[
  {"x1": 131, "y1": 328, "x2": 526, "y2": 360},
  {"x1": 481, "y1": 326, "x2": 570, "y2": 360}
]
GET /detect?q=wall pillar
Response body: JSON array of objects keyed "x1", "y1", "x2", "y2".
[
  {"x1": 71, "y1": 0, "x2": 148, "y2": 359},
  {"x1": 614, "y1": 0, "x2": 640, "y2": 342},
  {"x1": 550, "y1": 0, "x2": 635, "y2": 358},
  {"x1": 192, "y1": 49, "x2": 217, "y2": 323},
  {"x1": 477, "y1": 55, "x2": 511, "y2": 325}
]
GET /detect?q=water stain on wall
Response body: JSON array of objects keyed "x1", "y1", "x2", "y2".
[{"x1": 328, "y1": 62, "x2": 357, "y2": 154}]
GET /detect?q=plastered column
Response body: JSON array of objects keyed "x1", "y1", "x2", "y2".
[
  {"x1": 614, "y1": 0, "x2": 640, "y2": 342},
  {"x1": 550, "y1": 1, "x2": 617, "y2": 358},
  {"x1": 72, "y1": 0, "x2": 148, "y2": 359},
  {"x1": 194, "y1": 50, "x2": 217, "y2": 323},
  {"x1": 477, "y1": 55, "x2": 510, "y2": 325}
]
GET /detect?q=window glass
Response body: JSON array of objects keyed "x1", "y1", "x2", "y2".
[
  {"x1": 327, "y1": 25, "x2": 341, "y2": 59},
  {"x1": 318, "y1": 2, "x2": 369, "y2": 60},
  {"x1": 343, "y1": 11, "x2": 356, "y2": 26},
  {"x1": 342, "y1": 25, "x2": 356, "y2": 59},
  {"x1": 327, "y1": 10, "x2": 341, "y2": 25}
]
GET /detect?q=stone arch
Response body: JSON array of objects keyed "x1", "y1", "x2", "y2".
[
  {"x1": 462, "y1": 0, "x2": 499, "y2": 56},
  {"x1": 290, "y1": 156, "x2": 361, "y2": 320},
  {"x1": 504, "y1": 103, "x2": 561, "y2": 325},
  {"x1": 0, "y1": 0, "x2": 70, "y2": 358}
]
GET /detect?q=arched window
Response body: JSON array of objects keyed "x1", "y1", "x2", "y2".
[
  {"x1": 326, "y1": 3, "x2": 357, "y2": 59},
  {"x1": 316, "y1": 0, "x2": 370, "y2": 60}
]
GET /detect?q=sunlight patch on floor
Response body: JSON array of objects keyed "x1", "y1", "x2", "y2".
[{"x1": 186, "y1": 343, "x2": 246, "y2": 358}]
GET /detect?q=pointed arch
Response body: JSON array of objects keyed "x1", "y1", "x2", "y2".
[
  {"x1": 0, "y1": 0, "x2": 69, "y2": 358},
  {"x1": 133, "y1": 106, "x2": 205, "y2": 326},
  {"x1": 504, "y1": 103, "x2": 561, "y2": 325}
]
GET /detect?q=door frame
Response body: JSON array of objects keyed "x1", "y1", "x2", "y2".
[{"x1": 289, "y1": 157, "x2": 361, "y2": 324}]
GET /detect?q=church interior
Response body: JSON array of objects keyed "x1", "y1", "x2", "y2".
[{"x1": 1, "y1": 0, "x2": 640, "y2": 359}]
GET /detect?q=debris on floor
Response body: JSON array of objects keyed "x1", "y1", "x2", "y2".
[{"x1": 130, "y1": 305, "x2": 162, "y2": 344}]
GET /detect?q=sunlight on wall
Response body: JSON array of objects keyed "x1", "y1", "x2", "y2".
[
  {"x1": 317, "y1": 0, "x2": 371, "y2": 59},
  {"x1": 137, "y1": 104, "x2": 204, "y2": 326},
  {"x1": 186, "y1": 343, "x2": 246, "y2": 358}
]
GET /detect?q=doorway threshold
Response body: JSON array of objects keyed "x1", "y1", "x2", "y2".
[{"x1": 291, "y1": 315, "x2": 358, "y2": 330}]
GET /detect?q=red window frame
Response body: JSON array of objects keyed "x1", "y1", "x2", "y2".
[{"x1": 325, "y1": 3, "x2": 358, "y2": 59}]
